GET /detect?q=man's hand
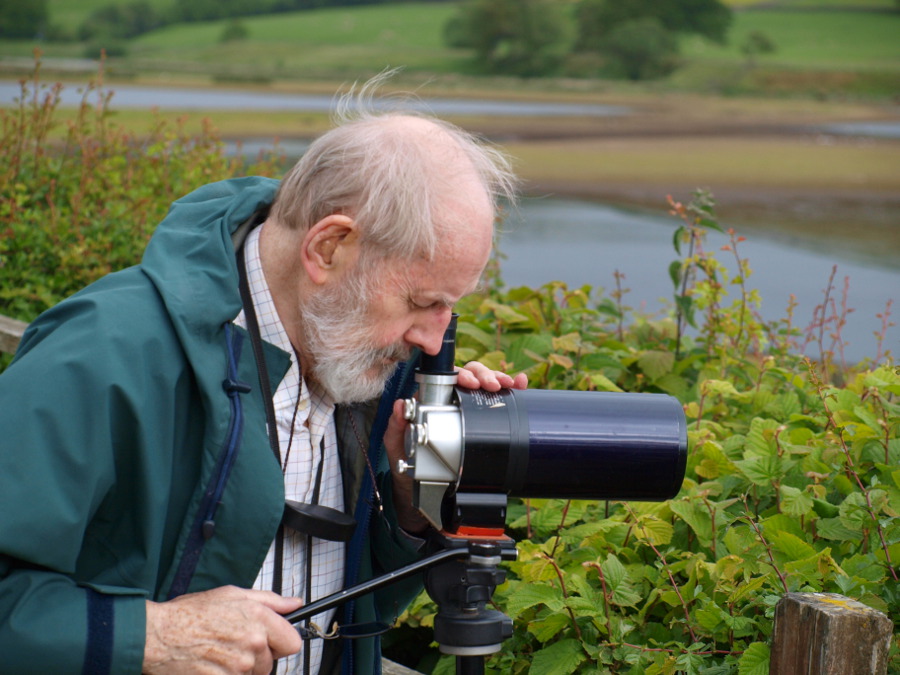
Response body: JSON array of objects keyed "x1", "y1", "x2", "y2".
[
  {"x1": 384, "y1": 363, "x2": 528, "y2": 534},
  {"x1": 143, "y1": 586, "x2": 303, "y2": 675},
  {"x1": 455, "y1": 361, "x2": 528, "y2": 392}
]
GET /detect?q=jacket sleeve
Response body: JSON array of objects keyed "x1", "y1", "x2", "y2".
[
  {"x1": 0, "y1": 565, "x2": 146, "y2": 674},
  {"x1": 369, "y1": 472, "x2": 430, "y2": 617},
  {"x1": 0, "y1": 293, "x2": 153, "y2": 674}
]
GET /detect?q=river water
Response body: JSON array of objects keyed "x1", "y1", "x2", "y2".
[
  {"x1": 0, "y1": 80, "x2": 629, "y2": 117},
  {"x1": 2, "y1": 80, "x2": 897, "y2": 362},
  {"x1": 500, "y1": 198, "x2": 898, "y2": 365}
]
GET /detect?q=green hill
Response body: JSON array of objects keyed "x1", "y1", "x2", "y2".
[{"x1": 0, "y1": 1, "x2": 891, "y2": 97}]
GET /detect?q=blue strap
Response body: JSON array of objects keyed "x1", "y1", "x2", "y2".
[
  {"x1": 341, "y1": 356, "x2": 419, "y2": 675},
  {"x1": 168, "y1": 323, "x2": 249, "y2": 598},
  {"x1": 81, "y1": 589, "x2": 114, "y2": 675}
]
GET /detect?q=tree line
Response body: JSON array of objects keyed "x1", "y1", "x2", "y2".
[
  {"x1": 2, "y1": 0, "x2": 738, "y2": 81},
  {"x1": 0, "y1": 0, "x2": 454, "y2": 42},
  {"x1": 446, "y1": 0, "x2": 732, "y2": 79}
]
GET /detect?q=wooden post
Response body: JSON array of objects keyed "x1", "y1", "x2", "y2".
[
  {"x1": 0, "y1": 314, "x2": 28, "y2": 356},
  {"x1": 770, "y1": 592, "x2": 893, "y2": 675},
  {"x1": 381, "y1": 659, "x2": 423, "y2": 675}
]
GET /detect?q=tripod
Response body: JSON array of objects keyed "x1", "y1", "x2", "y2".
[{"x1": 284, "y1": 533, "x2": 517, "y2": 675}]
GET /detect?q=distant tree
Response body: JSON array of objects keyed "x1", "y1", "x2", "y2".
[
  {"x1": 740, "y1": 29, "x2": 776, "y2": 68},
  {"x1": 219, "y1": 19, "x2": 250, "y2": 43},
  {"x1": 601, "y1": 18, "x2": 679, "y2": 80},
  {"x1": 0, "y1": 0, "x2": 48, "y2": 39},
  {"x1": 575, "y1": 0, "x2": 732, "y2": 50},
  {"x1": 443, "y1": 0, "x2": 567, "y2": 76},
  {"x1": 79, "y1": 2, "x2": 165, "y2": 41},
  {"x1": 572, "y1": 0, "x2": 731, "y2": 80}
]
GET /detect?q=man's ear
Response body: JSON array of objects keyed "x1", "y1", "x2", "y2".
[{"x1": 301, "y1": 214, "x2": 359, "y2": 284}]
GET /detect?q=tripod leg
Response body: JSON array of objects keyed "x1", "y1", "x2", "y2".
[{"x1": 456, "y1": 655, "x2": 485, "y2": 675}]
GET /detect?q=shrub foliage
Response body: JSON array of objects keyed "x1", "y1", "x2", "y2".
[
  {"x1": 0, "y1": 56, "x2": 281, "y2": 324},
  {"x1": 2, "y1": 64, "x2": 898, "y2": 674},
  {"x1": 395, "y1": 199, "x2": 899, "y2": 673}
]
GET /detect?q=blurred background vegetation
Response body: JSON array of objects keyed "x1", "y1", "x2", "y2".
[
  {"x1": 0, "y1": 0, "x2": 897, "y2": 97},
  {"x1": 1, "y1": 2, "x2": 898, "y2": 672}
]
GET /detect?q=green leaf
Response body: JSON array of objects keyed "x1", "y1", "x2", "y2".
[
  {"x1": 670, "y1": 500, "x2": 713, "y2": 546},
  {"x1": 761, "y1": 513, "x2": 805, "y2": 539},
  {"x1": 731, "y1": 575, "x2": 767, "y2": 604},
  {"x1": 504, "y1": 582, "x2": 564, "y2": 618},
  {"x1": 695, "y1": 602, "x2": 727, "y2": 632},
  {"x1": 769, "y1": 530, "x2": 817, "y2": 560},
  {"x1": 724, "y1": 525, "x2": 759, "y2": 558},
  {"x1": 673, "y1": 227, "x2": 685, "y2": 255},
  {"x1": 552, "y1": 332, "x2": 582, "y2": 353},
  {"x1": 702, "y1": 378, "x2": 740, "y2": 398},
  {"x1": 567, "y1": 572, "x2": 604, "y2": 609},
  {"x1": 529, "y1": 639, "x2": 587, "y2": 675},
  {"x1": 738, "y1": 641, "x2": 770, "y2": 675},
  {"x1": 634, "y1": 517, "x2": 674, "y2": 546},
  {"x1": 816, "y1": 517, "x2": 863, "y2": 541},
  {"x1": 841, "y1": 553, "x2": 886, "y2": 582},
  {"x1": 480, "y1": 299, "x2": 531, "y2": 325},
  {"x1": 734, "y1": 455, "x2": 781, "y2": 486},
  {"x1": 601, "y1": 555, "x2": 642, "y2": 607},
  {"x1": 455, "y1": 321, "x2": 496, "y2": 350},
  {"x1": 812, "y1": 498, "x2": 839, "y2": 519},
  {"x1": 638, "y1": 350, "x2": 675, "y2": 381},
  {"x1": 528, "y1": 611, "x2": 571, "y2": 644},
  {"x1": 669, "y1": 259, "x2": 683, "y2": 287},
  {"x1": 675, "y1": 294, "x2": 696, "y2": 327},
  {"x1": 779, "y1": 485, "x2": 814, "y2": 518},
  {"x1": 839, "y1": 492, "x2": 871, "y2": 528},
  {"x1": 655, "y1": 372, "x2": 690, "y2": 399},
  {"x1": 506, "y1": 333, "x2": 554, "y2": 368},
  {"x1": 586, "y1": 372, "x2": 623, "y2": 392},
  {"x1": 698, "y1": 217, "x2": 724, "y2": 234},
  {"x1": 744, "y1": 417, "x2": 782, "y2": 458}
]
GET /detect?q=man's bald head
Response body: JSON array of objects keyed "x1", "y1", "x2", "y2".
[{"x1": 269, "y1": 83, "x2": 516, "y2": 268}]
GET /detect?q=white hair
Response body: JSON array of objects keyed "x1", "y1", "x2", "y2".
[{"x1": 269, "y1": 72, "x2": 518, "y2": 265}]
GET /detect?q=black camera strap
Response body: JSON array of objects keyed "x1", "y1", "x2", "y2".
[{"x1": 236, "y1": 242, "x2": 355, "y2": 543}]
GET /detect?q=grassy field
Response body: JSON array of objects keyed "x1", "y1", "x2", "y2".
[
  {"x1": 4, "y1": 2, "x2": 894, "y2": 94},
  {"x1": 681, "y1": 10, "x2": 900, "y2": 70},
  {"x1": 127, "y1": 4, "x2": 465, "y2": 80},
  {"x1": 47, "y1": 0, "x2": 174, "y2": 33}
]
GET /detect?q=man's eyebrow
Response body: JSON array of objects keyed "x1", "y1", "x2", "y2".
[{"x1": 419, "y1": 293, "x2": 455, "y2": 307}]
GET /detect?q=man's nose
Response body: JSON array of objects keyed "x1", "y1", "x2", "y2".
[{"x1": 406, "y1": 308, "x2": 452, "y2": 356}]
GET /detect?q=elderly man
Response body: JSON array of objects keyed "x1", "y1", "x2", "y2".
[{"x1": 0, "y1": 86, "x2": 526, "y2": 675}]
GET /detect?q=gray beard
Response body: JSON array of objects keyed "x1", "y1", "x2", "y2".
[{"x1": 298, "y1": 276, "x2": 410, "y2": 404}]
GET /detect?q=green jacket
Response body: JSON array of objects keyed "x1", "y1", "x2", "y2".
[{"x1": 0, "y1": 177, "x2": 424, "y2": 674}]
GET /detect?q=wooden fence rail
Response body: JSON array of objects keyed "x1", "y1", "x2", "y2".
[{"x1": 0, "y1": 313, "x2": 27, "y2": 356}]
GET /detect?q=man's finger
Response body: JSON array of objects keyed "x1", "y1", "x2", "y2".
[{"x1": 457, "y1": 362, "x2": 526, "y2": 391}]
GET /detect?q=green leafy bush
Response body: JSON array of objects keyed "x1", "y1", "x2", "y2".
[
  {"x1": 392, "y1": 196, "x2": 899, "y2": 673},
  {"x1": 0, "y1": 56, "x2": 282, "y2": 325}
]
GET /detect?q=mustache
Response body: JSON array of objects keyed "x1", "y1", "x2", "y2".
[{"x1": 376, "y1": 342, "x2": 413, "y2": 364}]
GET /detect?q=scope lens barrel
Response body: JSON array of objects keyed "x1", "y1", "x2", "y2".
[
  {"x1": 456, "y1": 388, "x2": 687, "y2": 502},
  {"x1": 418, "y1": 315, "x2": 458, "y2": 375}
]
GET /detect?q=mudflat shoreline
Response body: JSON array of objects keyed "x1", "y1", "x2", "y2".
[{"x1": 462, "y1": 98, "x2": 900, "y2": 263}]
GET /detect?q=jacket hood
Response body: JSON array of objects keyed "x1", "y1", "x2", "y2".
[
  {"x1": 141, "y1": 176, "x2": 280, "y2": 337},
  {"x1": 139, "y1": 176, "x2": 291, "y2": 596}
]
